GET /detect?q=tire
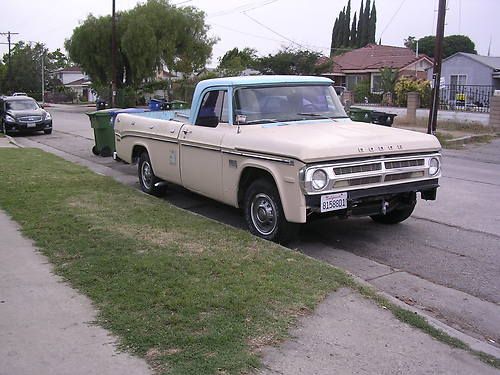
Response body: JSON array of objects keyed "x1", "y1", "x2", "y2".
[
  {"x1": 370, "y1": 201, "x2": 416, "y2": 224},
  {"x1": 44, "y1": 129, "x2": 52, "y2": 135},
  {"x1": 243, "y1": 178, "x2": 296, "y2": 244},
  {"x1": 138, "y1": 151, "x2": 165, "y2": 196}
]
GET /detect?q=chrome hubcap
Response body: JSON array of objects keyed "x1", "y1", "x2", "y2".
[
  {"x1": 251, "y1": 193, "x2": 277, "y2": 235},
  {"x1": 141, "y1": 161, "x2": 153, "y2": 189}
]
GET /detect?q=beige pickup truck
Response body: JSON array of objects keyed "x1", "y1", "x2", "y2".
[{"x1": 114, "y1": 76, "x2": 441, "y2": 243}]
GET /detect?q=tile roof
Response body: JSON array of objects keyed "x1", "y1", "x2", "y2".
[
  {"x1": 65, "y1": 78, "x2": 91, "y2": 86},
  {"x1": 331, "y1": 44, "x2": 432, "y2": 72}
]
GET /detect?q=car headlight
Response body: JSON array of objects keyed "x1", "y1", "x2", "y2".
[
  {"x1": 45, "y1": 112, "x2": 52, "y2": 120},
  {"x1": 429, "y1": 157, "x2": 440, "y2": 176},
  {"x1": 5, "y1": 114, "x2": 15, "y2": 122},
  {"x1": 312, "y1": 169, "x2": 328, "y2": 190}
]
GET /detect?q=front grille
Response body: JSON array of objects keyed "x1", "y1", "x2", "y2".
[
  {"x1": 385, "y1": 172, "x2": 414, "y2": 182},
  {"x1": 344, "y1": 176, "x2": 381, "y2": 186},
  {"x1": 18, "y1": 116, "x2": 43, "y2": 123},
  {"x1": 385, "y1": 159, "x2": 424, "y2": 169},
  {"x1": 334, "y1": 162, "x2": 381, "y2": 175}
]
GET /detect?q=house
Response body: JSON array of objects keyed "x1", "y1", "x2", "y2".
[
  {"x1": 324, "y1": 44, "x2": 433, "y2": 93},
  {"x1": 50, "y1": 66, "x2": 95, "y2": 102},
  {"x1": 429, "y1": 52, "x2": 500, "y2": 90}
]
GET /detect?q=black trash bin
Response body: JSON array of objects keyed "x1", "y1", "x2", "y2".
[{"x1": 96, "y1": 99, "x2": 107, "y2": 110}]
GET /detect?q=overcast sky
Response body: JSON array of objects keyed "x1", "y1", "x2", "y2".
[{"x1": 1, "y1": 0, "x2": 499, "y2": 67}]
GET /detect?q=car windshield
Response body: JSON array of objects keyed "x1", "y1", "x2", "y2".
[
  {"x1": 233, "y1": 84, "x2": 348, "y2": 125},
  {"x1": 6, "y1": 100, "x2": 39, "y2": 111}
]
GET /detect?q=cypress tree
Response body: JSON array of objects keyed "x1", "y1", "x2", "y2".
[
  {"x1": 369, "y1": 1, "x2": 377, "y2": 44},
  {"x1": 357, "y1": 0, "x2": 364, "y2": 47},
  {"x1": 350, "y1": 12, "x2": 357, "y2": 47},
  {"x1": 360, "y1": 0, "x2": 370, "y2": 47},
  {"x1": 343, "y1": 0, "x2": 351, "y2": 47},
  {"x1": 338, "y1": 8, "x2": 345, "y2": 47},
  {"x1": 330, "y1": 18, "x2": 339, "y2": 56}
]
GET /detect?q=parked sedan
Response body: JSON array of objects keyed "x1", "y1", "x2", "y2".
[{"x1": 0, "y1": 96, "x2": 52, "y2": 135}]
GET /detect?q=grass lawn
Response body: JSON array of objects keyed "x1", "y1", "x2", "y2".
[{"x1": 0, "y1": 148, "x2": 350, "y2": 375}]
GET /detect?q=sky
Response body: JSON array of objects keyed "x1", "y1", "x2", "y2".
[{"x1": 1, "y1": 0, "x2": 499, "y2": 68}]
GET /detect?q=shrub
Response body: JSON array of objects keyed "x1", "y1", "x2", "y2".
[{"x1": 394, "y1": 77, "x2": 431, "y2": 107}]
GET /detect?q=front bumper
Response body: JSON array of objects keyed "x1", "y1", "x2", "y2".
[
  {"x1": 305, "y1": 179, "x2": 439, "y2": 218},
  {"x1": 4, "y1": 120, "x2": 52, "y2": 133}
]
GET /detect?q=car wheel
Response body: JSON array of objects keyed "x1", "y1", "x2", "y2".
[
  {"x1": 243, "y1": 178, "x2": 296, "y2": 244},
  {"x1": 138, "y1": 151, "x2": 165, "y2": 196},
  {"x1": 43, "y1": 129, "x2": 52, "y2": 135},
  {"x1": 370, "y1": 201, "x2": 416, "y2": 224}
]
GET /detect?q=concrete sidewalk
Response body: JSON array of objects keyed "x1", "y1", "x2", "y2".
[
  {"x1": 259, "y1": 288, "x2": 499, "y2": 375},
  {"x1": 0, "y1": 210, "x2": 151, "y2": 375}
]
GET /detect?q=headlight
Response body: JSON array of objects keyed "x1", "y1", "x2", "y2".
[
  {"x1": 5, "y1": 114, "x2": 15, "y2": 122},
  {"x1": 45, "y1": 112, "x2": 52, "y2": 120},
  {"x1": 429, "y1": 157, "x2": 440, "y2": 176},
  {"x1": 312, "y1": 169, "x2": 328, "y2": 190}
]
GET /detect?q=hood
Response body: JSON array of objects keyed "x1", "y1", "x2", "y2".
[
  {"x1": 7, "y1": 108, "x2": 46, "y2": 118},
  {"x1": 228, "y1": 119, "x2": 441, "y2": 163}
]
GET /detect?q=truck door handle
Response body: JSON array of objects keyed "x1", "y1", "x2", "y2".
[
  {"x1": 169, "y1": 128, "x2": 176, "y2": 133},
  {"x1": 182, "y1": 129, "x2": 192, "y2": 135}
]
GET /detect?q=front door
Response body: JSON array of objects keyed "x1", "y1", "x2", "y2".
[{"x1": 180, "y1": 89, "x2": 230, "y2": 201}]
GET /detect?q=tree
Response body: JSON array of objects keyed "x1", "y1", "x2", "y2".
[
  {"x1": 217, "y1": 47, "x2": 257, "y2": 76},
  {"x1": 257, "y1": 48, "x2": 331, "y2": 76},
  {"x1": 379, "y1": 67, "x2": 398, "y2": 93},
  {"x1": 330, "y1": 0, "x2": 377, "y2": 54},
  {"x1": 65, "y1": 0, "x2": 216, "y2": 88},
  {"x1": 404, "y1": 34, "x2": 477, "y2": 58}
]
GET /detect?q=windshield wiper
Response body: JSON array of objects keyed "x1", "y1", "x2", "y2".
[
  {"x1": 297, "y1": 112, "x2": 348, "y2": 120},
  {"x1": 244, "y1": 118, "x2": 283, "y2": 125}
]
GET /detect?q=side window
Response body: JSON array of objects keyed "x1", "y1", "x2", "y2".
[{"x1": 195, "y1": 90, "x2": 228, "y2": 127}]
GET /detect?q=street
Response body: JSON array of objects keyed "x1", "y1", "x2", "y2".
[{"x1": 15, "y1": 104, "x2": 500, "y2": 349}]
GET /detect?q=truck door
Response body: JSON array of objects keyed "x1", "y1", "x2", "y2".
[{"x1": 179, "y1": 89, "x2": 229, "y2": 201}]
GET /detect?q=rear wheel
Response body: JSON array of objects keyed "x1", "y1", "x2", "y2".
[
  {"x1": 370, "y1": 201, "x2": 416, "y2": 224},
  {"x1": 243, "y1": 178, "x2": 296, "y2": 244},
  {"x1": 138, "y1": 151, "x2": 165, "y2": 196}
]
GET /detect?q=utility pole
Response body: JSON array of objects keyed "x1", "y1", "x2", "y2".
[
  {"x1": 41, "y1": 51, "x2": 45, "y2": 105},
  {"x1": 111, "y1": 0, "x2": 117, "y2": 107},
  {"x1": 427, "y1": 0, "x2": 447, "y2": 135},
  {"x1": 0, "y1": 31, "x2": 20, "y2": 89}
]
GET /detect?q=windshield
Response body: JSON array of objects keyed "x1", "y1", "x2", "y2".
[
  {"x1": 6, "y1": 100, "x2": 39, "y2": 111},
  {"x1": 234, "y1": 84, "x2": 348, "y2": 125}
]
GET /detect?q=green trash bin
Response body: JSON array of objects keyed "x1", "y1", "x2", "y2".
[
  {"x1": 87, "y1": 109, "x2": 119, "y2": 157},
  {"x1": 349, "y1": 107, "x2": 373, "y2": 123}
]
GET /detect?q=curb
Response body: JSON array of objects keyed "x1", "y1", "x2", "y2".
[
  {"x1": 5, "y1": 135, "x2": 23, "y2": 148},
  {"x1": 443, "y1": 133, "x2": 498, "y2": 147}
]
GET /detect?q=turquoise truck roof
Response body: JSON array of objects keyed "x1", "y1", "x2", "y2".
[{"x1": 189, "y1": 75, "x2": 334, "y2": 124}]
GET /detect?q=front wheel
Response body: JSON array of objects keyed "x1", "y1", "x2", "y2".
[
  {"x1": 43, "y1": 129, "x2": 52, "y2": 135},
  {"x1": 370, "y1": 201, "x2": 416, "y2": 224},
  {"x1": 243, "y1": 178, "x2": 296, "y2": 244},
  {"x1": 138, "y1": 151, "x2": 165, "y2": 196}
]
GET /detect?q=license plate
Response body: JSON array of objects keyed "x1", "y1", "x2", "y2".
[
  {"x1": 320, "y1": 192, "x2": 348, "y2": 213},
  {"x1": 27, "y1": 122, "x2": 36, "y2": 128}
]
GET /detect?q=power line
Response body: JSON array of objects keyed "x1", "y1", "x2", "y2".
[
  {"x1": 378, "y1": 0, "x2": 407, "y2": 40},
  {"x1": 0, "y1": 31, "x2": 20, "y2": 87},
  {"x1": 208, "y1": 0, "x2": 278, "y2": 19}
]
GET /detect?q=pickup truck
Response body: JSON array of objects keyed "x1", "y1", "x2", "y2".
[{"x1": 114, "y1": 76, "x2": 441, "y2": 243}]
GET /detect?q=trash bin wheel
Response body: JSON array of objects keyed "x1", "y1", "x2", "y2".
[{"x1": 92, "y1": 145, "x2": 100, "y2": 155}]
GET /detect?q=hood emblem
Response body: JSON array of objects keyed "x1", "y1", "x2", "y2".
[{"x1": 358, "y1": 144, "x2": 403, "y2": 153}]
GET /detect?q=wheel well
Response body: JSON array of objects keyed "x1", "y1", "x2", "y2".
[
  {"x1": 132, "y1": 145, "x2": 147, "y2": 163},
  {"x1": 238, "y1": 167, "x2": 276, "y2": 207}
]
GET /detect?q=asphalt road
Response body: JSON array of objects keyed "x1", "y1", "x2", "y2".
[{"x1": 14, "y1": 104, "x2": 500, "y2": 348}]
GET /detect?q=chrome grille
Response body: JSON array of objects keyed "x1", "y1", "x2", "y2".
[
  {"x1": 18, "y1": 116, "x2": 42, "y2": 123},
  {"x1": 385, "y1": 159, "x2": 424, "y2": 169},
  {"x1": 334, "y1": 163, "x2": 381, "y2": 175},
  {"x1": 345, "y1": 176, "x2": 381, "y2": 186}
]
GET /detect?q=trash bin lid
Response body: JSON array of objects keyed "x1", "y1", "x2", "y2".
[{"x1": 87, "y1": 108, "x2": 121, "y2": 117}]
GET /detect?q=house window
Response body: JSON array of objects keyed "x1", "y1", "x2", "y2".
[
  {"x1": 371, "y1": 73, "x2": 382, "y2": 93},
  {"x1": 450, "y1": 74, "x2": 466, "y2": 86},
  {"x1": 346, "y1": 75, "x2": 366, "y2": 90}
]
